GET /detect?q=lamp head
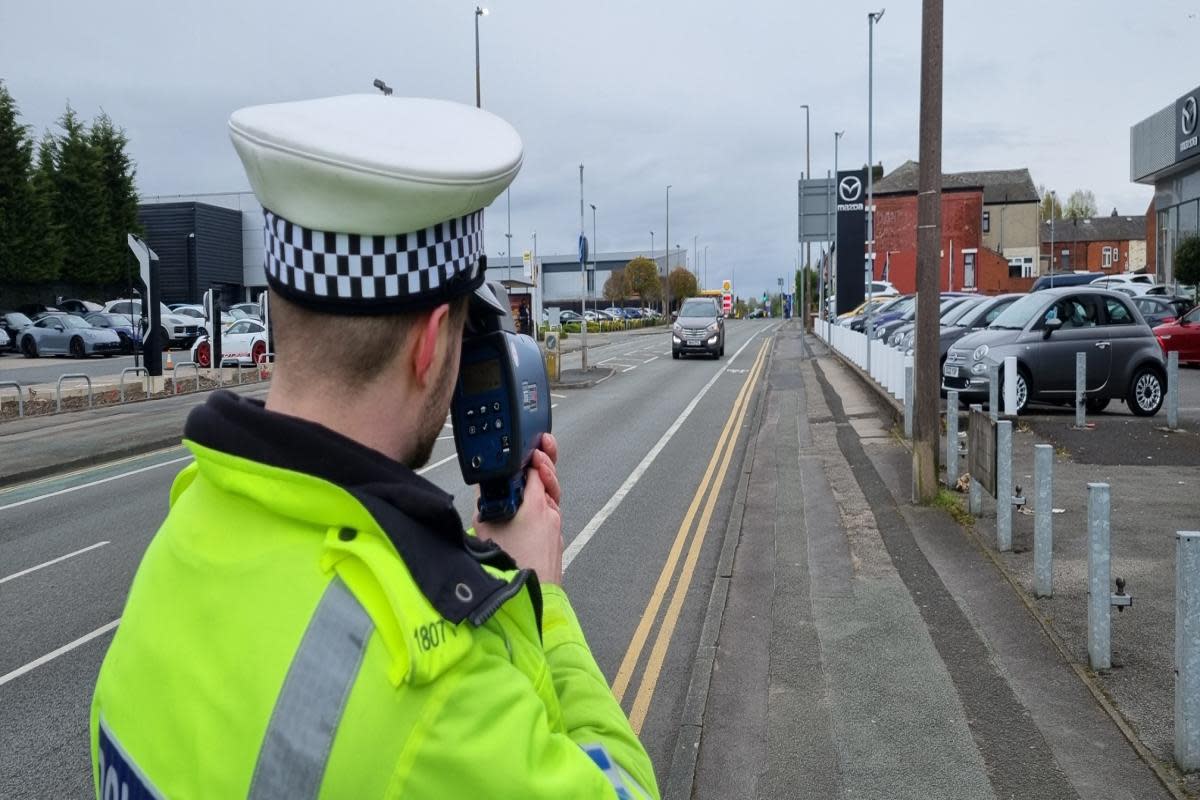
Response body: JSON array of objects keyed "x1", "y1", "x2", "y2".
[
  {"x1": 870, "y1": 8, "x2": 885, "y2": 22},
  {"x1": 476, "y1": 6, "x2": 488, "y2": 16}
]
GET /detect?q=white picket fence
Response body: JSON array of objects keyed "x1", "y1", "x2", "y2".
[{"x1": 816, "y1": 319, "x2": 913, "y2": 405}]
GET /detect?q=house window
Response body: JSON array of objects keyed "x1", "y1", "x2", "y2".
[
  {"x1": 1102, "y1": 247, "x2": 1113, "y2": 268},
  {"x1": 963, "y1": 251, "x2": 977, "y2": 288},
  {"x1": 1008, "y1": 257, "x2": 1035, "y2": 278},
  {"x1": 982, "y1": 211, "x2": 990, "y2": 233}
]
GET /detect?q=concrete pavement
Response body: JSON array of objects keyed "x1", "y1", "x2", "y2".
[{"x1": 686, "y1": 324, "x2": 1172, "y2": 800}]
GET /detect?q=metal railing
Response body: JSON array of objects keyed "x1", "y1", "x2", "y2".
[
  {"x1": 119, "y1": 367, "x2": 150, "y2": 403},
  {"x1": 56, "y1": 374, "x2": 93, "y2": 413},
  {"x1": 0, "y1": 381, "x2": 24, "y2": 418},
  {"x1": 220, "y1": 358, "x2": 246, "y2": 385},
  {"x1": 172, "y1": 361, "x2": 201, "y2": 394}
]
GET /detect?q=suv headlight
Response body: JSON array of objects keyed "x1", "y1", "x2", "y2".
[
  {"x1": 706, "y1": 321, "x2": 719, "y2": 333},
  {"x1": 973, "y1": 345, "x2": 989, "y2": 361},
  {"x1": 673, "y1": 323, "x2": 682, "y2": 334}
]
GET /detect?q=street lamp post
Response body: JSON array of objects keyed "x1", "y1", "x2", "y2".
[
  {"x1": 1049, "y1": 189, "x2": 1057, "y2": 274},
  {"x1": 801, "y1": 104, "x2": 811, "y2": 317},
  {"x1": 474, "y1": 7, "x2": 488, "y2": 108},
  {"x1": 824, "y1": 130, "x2": 844, "y2": 323},
  {"x1": 866, "y1": 8, "x2": 885, "y2": 376},
  {"x1": 532, "y1": 230, "x2": 540, "y2": 336},
  {"x1": 665, "y1": 185, "x2": 672, "y2": 315},
  {"x1": 579, "y1": 164, "x2": 588, "y2": 369},
  {"x1": 591, "y1": 203, "x2": 598, "y2": 317}
]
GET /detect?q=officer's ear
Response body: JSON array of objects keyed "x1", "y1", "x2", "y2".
[{"x1": 410, "y1": 303, "x2": 453, "y2": 390}]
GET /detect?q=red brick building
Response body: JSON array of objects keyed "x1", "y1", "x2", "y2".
[
  {"x1": 871, "y1": 163, "x2": 1038, "y2": 294},
  {"x1": 1039, "y1": 213, "x2": 1148, "y2": 274}
]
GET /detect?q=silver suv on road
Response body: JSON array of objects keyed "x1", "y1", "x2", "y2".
[{"x1": 941, "y1": 288, "x2": 1167, "y2": 416}]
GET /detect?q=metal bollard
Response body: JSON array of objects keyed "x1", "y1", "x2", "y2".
[
  {"x1": 904, "y1": 363, "x2": 914, "y2": 438},
  {"x1": 0, "y1": 381, "x2": 24, "y2": 418},
  {"x1": 1088, "y1": 483, "x2": 1112, "y2": 670},
  {"x1": 1168, "y1": 350, "x2": 1180, "y2": 430},
  {"x1": 1034, "y1": 444, "x2": 1054, "y2": 597},
  {"x1": 969, "y1": 404, "x2": 983, "y2": 516},
  {"x1": 1003, "y1": 355, "x2": 1018, "y2": 416},
  {"x1": 945, "y1": 390, "x2": 960, "y2": 488},
  {"x1": 996, "y1": 420, "x2": 1013, "y2": 552},
  {"x1": 1176, "y1": 531, "x2": 1200, "y2": 770},
  {"x1": 988, "y1": 363, "x2": 1000, "y2": 423},
  {"x1": 1075, "y1": 352, "x2": 1087, "y2": 428}
]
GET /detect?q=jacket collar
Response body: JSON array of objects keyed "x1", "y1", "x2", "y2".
[{"x1": 184, "y1": 391, "x2": 540, "y2": 629}]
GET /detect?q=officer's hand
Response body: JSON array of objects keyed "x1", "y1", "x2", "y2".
[{"x1": 475, "y1": 435, "x2": 563, "y2": 585}]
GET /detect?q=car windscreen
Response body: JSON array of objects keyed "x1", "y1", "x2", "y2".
[
  {"x1": 680, "y1": 300, "x2": 717, "y2": 317},
  {"x1": 6, "y1": 312, "x2": 33, "y2": 327},
  {"x1": 988, "y1": 293, "x2": 1046, "y2": 329},
  {"x1": 941, "y1": 298, "x2": 980, "y2": 325},
  {"x1": 61, "y1": 316, "x2": 90, "y2": 329}
]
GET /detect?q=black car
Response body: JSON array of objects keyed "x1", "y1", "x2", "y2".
[
  {"x1": 1, "y1": 311, "x2": 33, "y2": 352},
  {"x1": 1133, "y1": 296, "x2": 1193, "y2": 327},
  {"x1": 672, "y1": 297, "x2": 725, "y2": 358},
  {"x1": 1030, "y1": 272, "x2": 1107, "y2": 291}
]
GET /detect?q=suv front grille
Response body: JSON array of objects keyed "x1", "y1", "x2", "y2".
[{"x1": 682, "y1": 328, "x2": 710, "y2": 338}]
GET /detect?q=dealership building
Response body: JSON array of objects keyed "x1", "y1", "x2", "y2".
[{"x1": 1131, "y1": 84, "x2": 1200, "y2": 284}]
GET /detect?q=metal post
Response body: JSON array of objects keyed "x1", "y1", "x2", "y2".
[
  {"x1": 1088, "y1": 482, "x2": 1112, "y2": 671},
  {"x1": 904, "y1": 363, "x2": 914, "y2": 438},
  {"x1": 997, "y1": 420, "x2": 1013, "y2": 552},
  {"x1": 579, "y1": 164, "x2": 588, "y2": 370},
  {"x1": 1034, "y1": 444, "x2": 1054, "y2": 597},
  {"x1": 474, "y1": 6, "x2": 485, "y2": 108},
  {"x1": 1176, "y1": 531, "x2": 1200, "y2": 770},
  {"x1": 665, "y1": 185, "x2": 672, "y2": 316},
  {"x1": 865, "y1": 10, "x2": 883, "y2": 377},
  {"x1": 989, "y1": 363, "x2": 1000, "y2": 422},
  {"x1": 1003, "y1": 355, "x2": 1018, "y2": 416},
  {"x1": 945, "y1": 390, "x2": 959, "y2": 487},
  {"x1": 1076, "y1": 351, "x2": 1087, "y2": 427},
  {"x1": 969, "y1": 404, "x2": 983, "y2": 516},
  {"x1": 506, "y1": 188, "x2": 512, "y2": 285},
  {"x1": 1168, "y1": 350, "x2": 1180, "y2": 429}
]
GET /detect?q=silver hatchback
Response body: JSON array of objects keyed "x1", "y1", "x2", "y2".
[{"x1": 942, "y1": 288, "x2": 1167, "y2": 416}]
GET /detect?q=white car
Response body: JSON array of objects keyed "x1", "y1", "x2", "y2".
[
  {"x1": 103, "y1": 299, "x2": 202, "y2": 349},
  {"x1": 190, "y1": 319, "x2": 269, "y2": 368},
  {"x1": 870, "y1": 280, "x2": 899, "y2": 297},
  {"x1": 1090, "y1": 274, "x2": 1159, "y2": 296},
  {"x1": 0, "y1": 327, "x2": 9, "y2": 354},
  {"x1": 173, "y1": 304, "x2": 237, "y2": 332}
]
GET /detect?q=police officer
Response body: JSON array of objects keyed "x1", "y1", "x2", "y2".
[{"x1": 91, "y1": 94, "x2": 657, "y2": 799}]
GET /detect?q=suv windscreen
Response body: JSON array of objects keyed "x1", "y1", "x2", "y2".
[{"x1": 680, "y1": 300, "x2": 717, "y2": 317}]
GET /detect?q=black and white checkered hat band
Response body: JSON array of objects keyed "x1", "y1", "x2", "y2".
[{"x1": 262, "y1": 208, "x2": 483, "y2": 307}]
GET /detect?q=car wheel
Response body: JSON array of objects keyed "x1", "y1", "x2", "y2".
[
  {"x1": 1127, "y1": 366, "x2": 1164, "y2": 417},
  {"x1": 251, "y1": 339, "x2": 267, "y2": 366},
  {"x1": 1008, "y1": 366, "x2": 1030, "y2": 415},
  {"x1": 70, "y1": 337, "x2": 86, "y2": 359},
  {"x1": 21, "y1": 336, "x2": 38, "y2": 359},
  {"x1": 672, "y1": 350, "x2": 680, "y2": 359},
  {"x1": 196, "y1": 341, "x2": 212, "y2": 368},
  {"x1": 1084, "y1": 396, "x2": 1110, "y2": 413}
]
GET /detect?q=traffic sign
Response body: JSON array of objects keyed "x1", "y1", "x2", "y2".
[
  {"x1": 578, "y1": 234, "x2": 588, "y2": 265},
  {"x1": 722, "y1": 279, "x2": 732, "y2": 292},
  {"x1": 722, "y1": 293, "x2": 732, "y2": 313},
  {"x1": 523, "y1": 250, "x2": 533, "y2": 279}
]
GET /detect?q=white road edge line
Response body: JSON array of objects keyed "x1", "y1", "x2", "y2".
[
  {"x1": 563, "y1": 325, "x2": 771, "y2": 572},
  {"x1": 417, "y1": 452, "x2": 458, "y2": 475},
  {"x1": 551, "y1": 393, "x2": 567, "y2": 399},
  {"x1": 0, "y1": 456, "x2": 194, "y2": 514},
  {"x1": 643, "y1": 356, "x2": 659, "y2": 364},
  {"x1": 621, "y1": 365, "x2": 638, "y2": 373},
  {"x1": 0, "y1": 541, "x2": 111, "y2": 585},
  {"x1": 0, "y1": 619, "x2": 120, "y2": 687}
]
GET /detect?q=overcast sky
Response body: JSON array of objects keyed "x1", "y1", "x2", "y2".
[{"x1": 2, "y1": 0, "x2": 1195, "y2": 297}]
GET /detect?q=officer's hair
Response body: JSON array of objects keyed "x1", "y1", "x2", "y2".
[{"x1": 269, "y1": 291, "x2": 470, "y2": 388}]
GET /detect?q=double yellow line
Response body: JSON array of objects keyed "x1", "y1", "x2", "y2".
[{"x1": 613, "y1": 340, "x2": 770, "y2": 733}]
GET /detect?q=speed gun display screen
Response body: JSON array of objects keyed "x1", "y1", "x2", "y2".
[{"x1": 462, "y1": 358, "x2": 503, "y2": 396}]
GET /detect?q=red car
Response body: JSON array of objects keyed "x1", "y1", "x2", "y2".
[{"x1": 1155, "y1": 304, "x2": 1200, "y2": 365}]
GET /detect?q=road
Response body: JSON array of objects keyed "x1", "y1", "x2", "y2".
[{"x1": 0, "y1": 318, "x2": 778, "y2": 798}]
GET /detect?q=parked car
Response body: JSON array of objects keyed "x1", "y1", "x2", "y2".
[
  {"x1": 173, "y1": 304, "x2": 237, "y2": 334},
  {"x1": 558, "y1": 310, "x2": 585, "y2": 324},
  {"x1": 890, "y1": 296, "x2": 986, "y2": 351},
  {"x1": 17, "y1": 303, "x2": 61, "y2": 317},
  {"x1": 1030, "y1": 272, "x2": 1107, "y2": 292},
  {"x1": 84, "y1": 312, "x2": 143, "y2": 354},
  {"x1": 1, "y1": 311, "x2": 33, "y2": 352},
  {"x1": 102, "y1": 299, "x2": 201, "y2": 350},
  {"x1": 1091, "y1": 276, "x2": 1156, "y2": 296},
  {"x1": 622, "y1": 308, "x2": 644, "y2": 320},
  {"x1": 56, "y1": 299, "x2": 104, "y2": 315},
  {"x1": 0, "y1": 327, "x2": 8, "y2": 354},
  {"x1": 17, "y1": 313, "x2": 122, "y2": 358},
  {"x1": 942, "y1": 288, "x2": 1167, "y2": 416},
  {"x1": 229, "y1": 302, "x2": 262, "y2": 320},
  {"x1": 869, "y1": 280, "x2": 900, "y2": 297},
  {"x1": 191, "y1": 319, "x2": 269, "y2": 367},
  {"x1": 603, "y1": 306, "x2": 626, "y2": 320},
  {"x1": 878, "y1": 295, "x2": 973, "y2": 345},
  {"x1": 1133, "y1": 296, "x2": 1191, "y2": 327},
  {"x1": 673, "y1": 297, "x2": 725, "y2": 359},
  {"x1": 1146, "y1": 284, "x2": 1198, "y2": 298},
  {"x1": 864, "y1": 294, "x2": 916, "y2": 335},
  {"x1": 1154, "y1": 305, "x2": 1200, "y2": 366},
  {"x1": 931, "y1": 294, "x2": 1023, "y2": 363}
]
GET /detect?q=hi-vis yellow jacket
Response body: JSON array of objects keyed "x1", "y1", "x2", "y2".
[{"x1": 91, "y1": 399, "x2": 657, "y2": 799}]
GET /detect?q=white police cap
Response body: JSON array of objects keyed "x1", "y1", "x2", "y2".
[{"x1": 229, "y1": 94, "x2": 522, "y2": 314}]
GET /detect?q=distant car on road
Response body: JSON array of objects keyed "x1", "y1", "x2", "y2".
[
  {"x1": 943, "y1": 288, "x2": 1166, "y2": 416},
  {"x1": 191, "y1": 319, "x2": 269, "y2": 367},
  {"x1": 673, "y1": 297, "x2": 725, "y2": 359},
  {"x1": 1154, "y1": 305, "x2": 1200, "y2": 366},
  {"x1": 748, "y1": 308, "x2": 768, "y2": 319},
  {"x1": 17, "y1": 313, "x2": 122, "y2": 359},
  {"x1": 1, "y1": 311, "x2": 33, "y2": 352},
  {"x1": 84, "y1": 312, "x2": 143, "y2": 354}
]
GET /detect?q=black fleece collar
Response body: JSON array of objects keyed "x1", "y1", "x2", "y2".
[{"x1": 185, "y1": 391, "x2": 541, "y2": 630}]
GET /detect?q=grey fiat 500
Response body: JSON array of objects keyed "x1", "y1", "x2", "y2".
[{"x1": 941, "y1": 287, "x2": 1167, "y2": 416}]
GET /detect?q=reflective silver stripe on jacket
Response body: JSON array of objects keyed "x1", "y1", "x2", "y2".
[{"x1": 248, "y1": 577, "x2": 373, "y2": 799}]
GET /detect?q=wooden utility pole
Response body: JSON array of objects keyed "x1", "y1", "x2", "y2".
[{"x1": 912, "y1": 0, "x2": 944, "y2": 502}]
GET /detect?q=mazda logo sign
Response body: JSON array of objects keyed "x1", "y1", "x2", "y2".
[
  {"x1": 1184, "y1": 96, "x2": 1198, "y2": 136},
  {"x1": 839, "y1": 176, "x2": 863, "y2": 203}
]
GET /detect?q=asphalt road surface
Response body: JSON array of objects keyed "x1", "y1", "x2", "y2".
[{"x1": 0, "y1": 318, "x2": 779, "y2": 798}]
